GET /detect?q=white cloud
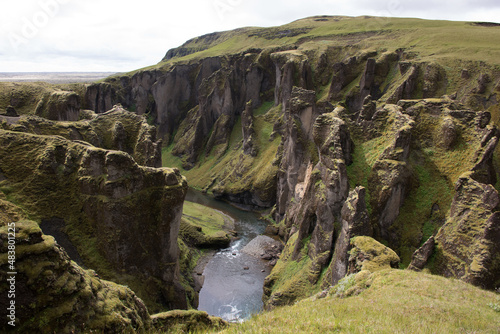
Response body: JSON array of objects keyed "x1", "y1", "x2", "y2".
[{"x1": 0, "y1": 0, "x2": 498, "y2": 72}]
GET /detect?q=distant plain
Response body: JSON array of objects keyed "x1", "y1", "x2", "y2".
[{"x1": 0, "y1": 72, "x2": 115, "y2": 84}]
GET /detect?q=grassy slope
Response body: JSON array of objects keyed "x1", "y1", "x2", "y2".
[
  {"x1": 222, "y1": 269, "x2": 500, "y2": 334},
  {"x1": 154, "y1": 16, "x2": 500, "y2": 67}
]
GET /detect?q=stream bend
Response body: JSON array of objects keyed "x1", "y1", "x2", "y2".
[{"x1": 185, "y1": 189, "x2": 270, "y2": 322}]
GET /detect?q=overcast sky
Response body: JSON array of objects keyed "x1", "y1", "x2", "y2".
[{"x1": 1, "y1": 0, "x2": 499, "y2": 72}]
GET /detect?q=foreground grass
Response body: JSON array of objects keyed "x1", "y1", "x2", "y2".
[{"x1": 219, "y1": 270, "x2": 500, "y2": 334}]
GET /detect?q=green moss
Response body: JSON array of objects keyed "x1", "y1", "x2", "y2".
[
  {"x1": 350, "y1": 236, "x2": 400, "y2": 272},
  {"x1": 152, "y1": 309, "x2": 227, "y2": 333},
  {"x1": 179, "y1": 201, "x2": 233, "y2": 248},
  {"x1": 254, "y1": 100, "x2": 275, "y2": 116}
]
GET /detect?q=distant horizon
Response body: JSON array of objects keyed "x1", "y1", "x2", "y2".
[
  {"x1": 0, "y1": 72, "x2": 116, "y2": 84},
  {"x1": 0, "y1": 71, "x2": 117, "y2": 73}
]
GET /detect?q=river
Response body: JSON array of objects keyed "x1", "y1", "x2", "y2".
[{"x1": 185, "y1": 189, "x2": 271, "y2": 322}]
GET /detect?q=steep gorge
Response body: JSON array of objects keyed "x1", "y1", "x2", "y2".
[
  {"x1": 79, "y1": 16, "x2": 500, "y2": 305},
  {"x1": 1, "y1": 15, "x2": 500, "y2": 332}
]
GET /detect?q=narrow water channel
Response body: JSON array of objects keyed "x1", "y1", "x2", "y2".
[{"x1": 185, "y1": 189, "x2": 270, "y2": 322}]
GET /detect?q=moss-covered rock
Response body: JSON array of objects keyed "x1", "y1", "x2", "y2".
[
  {"x1": 265, "y1": 106, "x2": 353, "y2": 307},
  {"x1": 35, "y1": 91, "x2": 80, "y2": 121},
  {"x1": 179, "y1": 201, "x2": 234, "y2": 249},
  {"x1": 11, "y1": 104, "x2": 162, "y2": 167},
  {"x1": 425, "y1": 175, "x2": 500, "y2": 289},
  {"x1": 0, "y1": 220, "x2": 151, "y2": 334},
  {"x1": 241, "y1": 100, "x2": 257, "y2": 157},
  {"x1": 348, "y1": 236, "x2": 400, "y2": 273},
  {"x1": 0, "y1": 129, "x2": 188, "y2": 310},
  {"x1": 367, "y1": 105, "x2": 414, "y2": 244},
  {"x1": 322, "y1": 186, "x2": 372, "y2": 288},
  {"x1": 151, "y1": 309, "x2": 227, "y2": 333}
]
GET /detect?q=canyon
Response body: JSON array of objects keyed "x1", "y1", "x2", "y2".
[{"x1": 1, "y1": 15, "x2": 500, "y2": 333}]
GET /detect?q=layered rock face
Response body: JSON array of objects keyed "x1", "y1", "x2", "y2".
[{"x1": 0, "y1": 129, "x2": 188, "y2": 310}]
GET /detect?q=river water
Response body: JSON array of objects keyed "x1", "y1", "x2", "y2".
[{"x1": 185, "y1": 189, "x2": 270, "y2": 322}]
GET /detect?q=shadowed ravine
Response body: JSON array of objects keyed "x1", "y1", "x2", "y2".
[{"x1": 185, "y1": 189, "x2": 270, "y2": 322}]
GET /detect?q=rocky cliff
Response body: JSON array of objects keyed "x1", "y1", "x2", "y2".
[
  {"x1": 0, "y1": 198, "x2": 227, "y2": 333},
  {"x1": 0, "y1": 129, "x2": 188, "y2": 311},
  {"x1": 0, "y1": 218, "x2": 151, "y2": 333},
  {"x1": 5, "y1": 104, "x2": 162, "y2": 168}
]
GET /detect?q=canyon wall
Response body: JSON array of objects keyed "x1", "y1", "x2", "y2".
[{"x1": 81, "y1": 37, "x2": 500, "y2": 302}]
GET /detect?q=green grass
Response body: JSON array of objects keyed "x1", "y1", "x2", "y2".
[
  {"x1": 150, "y1": 16, "x2": 500, "y2": 71},
  {"x1": 182, "y1": 201, "x2": 231, "y2": 238},
  {"x1": 220, "y1": 269, "x2": 500, "y2": 334}
]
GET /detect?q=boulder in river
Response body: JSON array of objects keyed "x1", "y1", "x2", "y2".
[{"x1": 241, "y1": 235, "x2": 283, "y2": 262}]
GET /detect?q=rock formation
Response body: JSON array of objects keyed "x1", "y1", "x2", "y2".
[
  {"x1": 241, "y1": 101, "x2": 257, "y2": 156},
  {"x1": 409, "y1": 125, "x2": 500, "y2": 288},
  {"x1": 347, "y1": 236, "x2": 400, "y2": 274},
  {"x1": 367, "y1": 105, "x2": 414, "y2": 244},
  {"x1": 7, "y1": 105, "x2": 162, "y2": 168},
  {"x1": 0, "y1": 129, "x2": 188, "y2": 310},
  {"x1": 0, "y1": 219, "x2": 151, "y2": 333},
  {"x1": 321, "y1": 187, "x2": 373, "y2": 288},
  {"x1": 35, "y1": 91, "x2": 81, "y2": 121},
  {"x1": 2, "y1": 15, "x2": 500, "y2": 317}
]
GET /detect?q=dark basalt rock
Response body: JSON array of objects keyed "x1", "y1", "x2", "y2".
[
  {"x1": 241, "y1": 100, "x2": 257, "y2": 157},
  {"x1": 322, "y1": 186, "x2": 373, "y2": 288},
  {"x1": 408, "y1": 236, "x2": 435, "y2": 271},
  {"x1": 5, "y1": 105, "x2": 18, "y2": 117}
]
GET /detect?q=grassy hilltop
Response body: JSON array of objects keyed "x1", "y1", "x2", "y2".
[{"x1": 156, "y1": 16, "x2": 500, "y2": 66}]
